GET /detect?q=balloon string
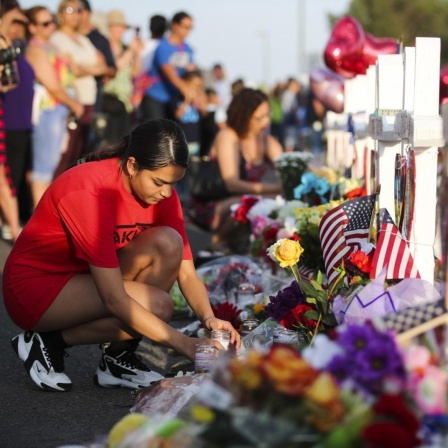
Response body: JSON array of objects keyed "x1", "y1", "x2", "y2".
[{"x1": 376, "y1": 229, "x2": 435, "y2": 248}]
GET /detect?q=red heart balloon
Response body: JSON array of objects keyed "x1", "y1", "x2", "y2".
[
  {"x1": 324, "y1": 16, "x2": 398, "y2": 78},
  {"x1": 363, "y1": 33, "x2": 398, "y2": 67},
  {"x1": 309, "y1": 67, "x2": 345, "y2": 113},
  {"x1": 440, "y1": 65, "x2": 448, "y2": 105},
  {"x1": 324, "y1": 16, "x2": 366, "y2": 79}
]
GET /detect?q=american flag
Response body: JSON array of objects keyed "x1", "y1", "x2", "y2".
[
  {"x1": 319, "y1": 195, "x2": 375, "y2": 285},
  {"x1": 370, "y1": 209, "x2": 420, "y2": 280}
]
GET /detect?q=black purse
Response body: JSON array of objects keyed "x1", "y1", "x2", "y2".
[{"x1": 187, "y1": 155, "x2": 230, "y2": 201}]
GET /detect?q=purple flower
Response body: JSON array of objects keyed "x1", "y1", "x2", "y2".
[
  {"x1": 353, "y1": 341, "x2": 406, "y2": 394},
  {"x1": 327, "y1": 354, "x2": 351, "y2": 383},
  {"x1": 337, "y1": 323, "x2": 377, "y2": 355},
  {"x1": 264, "y1": 281, "x2": 305, "y2": 321}
]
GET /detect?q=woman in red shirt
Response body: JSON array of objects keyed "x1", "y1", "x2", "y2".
[{"x1": 3, "y1": 118, "x2": 239, "y2": 392}]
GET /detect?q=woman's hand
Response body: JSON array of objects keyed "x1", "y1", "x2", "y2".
[{"x1": 203, "y1": 317, "x2": 241, "y2": 349}]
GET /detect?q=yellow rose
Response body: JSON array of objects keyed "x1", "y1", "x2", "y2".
[{"x1": 274, "y1": 239, "x2": 304, "y2": 268}]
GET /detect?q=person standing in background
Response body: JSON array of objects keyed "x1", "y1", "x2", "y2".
[
  {"x1": 131, "y1": 14, "x2": 167, "y2": 116},
  {"x1": 140, "y1": 11, "x2": 195, "y2": 121},
  {"x1": 1, "y1": 0, "x2": 34, "y2": 226},
  {"x1": 140, "y1": 14, "x2": 167, "y2": 75},
  {"x1": 268, "y1": 82, "x2": 285, "y2": 144},
  {"x1": 281, "y1": 77, "x2": 302, "y2": 152},
  {"x1": 25, "y1": 5, "x2": 84, "y2": 208},
  {"x1": 102, "y1": 9, "x2": 143, "y2": 143},
  {"x1": 209, "y1": 63, "x2": 231, "y2": 120},
  {"x1": 0, "y1": 1, "x2": 29, "y2": 242},
  {"x1": 168, "y1": 69, "x2": 207, "y2": 200},
  {"x1": 78, "y1": 0, "x2": 116, "y2": 148},
  {"x1": 51, "y1": 0, "x2": 108, "y2": 177}
]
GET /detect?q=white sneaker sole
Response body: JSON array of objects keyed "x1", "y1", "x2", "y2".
[{"x1": 94, "y1": 368, "x2": 164, "y2": 390}]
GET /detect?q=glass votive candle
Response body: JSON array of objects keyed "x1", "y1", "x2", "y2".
[
  {"x1": 241, "y1": 318, "x2": 260, "y2": 338},
  {"x1": 276, "y1": 328, "x2": 300, "y2": 346},
  {"x1": 235, "y1": 283, "x2": 256, "y2": 307},
  {"x1": 211, "y1": 329, "x2": 231, "y2": 350},
  {"x1": 272, "y1": 323, "x2": 284, "y2": 345},
  {"x1": 194, "y1": 343, "x2": 218, "y2": 373}
]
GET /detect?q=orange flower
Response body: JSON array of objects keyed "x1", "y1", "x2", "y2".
[
  {"x1": 304, "y1": 373, "x2": 345, "y2": 432},
  {"x1": 229, "y1": 352, "x2": 264, "y2": 391},
  {"x1": 263, "y1": 346, "x2": 318, "y2": 397}
]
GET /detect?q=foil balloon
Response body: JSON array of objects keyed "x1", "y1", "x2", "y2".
[
  {"x1": 324, "y1": 16, "x2": 366, "y2": 79},
  {"x1": 309, "y1": 67, "x2": 345, "y2": 113},
  {"x1": 363, "y1": 33, "x2": 398, "y2": 67},
  {"x1": 440, "y1": 65, "x2": 448, "y2": 105},
  {"x1": 324, "y1": 16, "x2": 398, "y2": 78}
]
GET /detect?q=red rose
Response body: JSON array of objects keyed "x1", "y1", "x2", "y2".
[
  {"x1": 280, "y1": 304, "x2": 318, "y2": 330},
  {"x1": 233, "y1": 205, "x2": 251, "y2": 224}
]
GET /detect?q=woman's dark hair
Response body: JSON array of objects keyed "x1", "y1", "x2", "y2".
[
  {"x1": 171, "y1": 11, "x2": 191, "y2": 25},
  {"x1": 226, "y1": 88, "x2": 268, "y2": 138},
  {"x1": 85, "y1": 119, "x2": 189, "y2": 172}
]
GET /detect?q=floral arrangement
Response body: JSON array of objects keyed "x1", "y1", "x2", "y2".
[
  {"x1": 105, "y1": 324, "x2": 447, "y2": 448},
  {"x1": 186, "y1": 322, "x2": 426, "y2": 447},
  {"x1": 266, "y1": 238, "x2": 337, "y2": 344},
  {"x1": 274, "y1": 151, "x2": 313, "y2": 200}
]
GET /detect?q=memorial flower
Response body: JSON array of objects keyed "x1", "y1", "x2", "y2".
[
  {"x1": 266, "y1": 240, "x2": 337, "y2": 345},
  {"x1": 274, "y1": 151, "x2": 313, "y2": 200}
]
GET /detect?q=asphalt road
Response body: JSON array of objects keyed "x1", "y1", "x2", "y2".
[{"x1": 0, "y1": 223, "x2": 212, "y2": 448}]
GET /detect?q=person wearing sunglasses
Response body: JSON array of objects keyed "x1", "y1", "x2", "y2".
[
  {"x1": 50, "y1": 0, "x2": 108, "y2": 177},
  {"x1": 25, "y1": 5, "x2": 84, "y2": 209}
]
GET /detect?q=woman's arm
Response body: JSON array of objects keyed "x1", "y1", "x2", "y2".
[
  {"x1": 177, "y1": 259, "x2": 241, "y2": 346},
  {"x1": 89, "y1": 265, "x2": 201, "y2": 359},
  {"x1": 73, "y1": 49, "x2": 109, "y2": 78},
  {"x1": 26, "y1": 45, "x2": 84, "y2": 116},
  {"x1": 214, "y1": 129, "x2": 282, "y2": 195}
]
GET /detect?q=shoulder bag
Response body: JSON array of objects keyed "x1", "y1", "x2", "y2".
[{"x1": 187, "y1": 155, "x2": 230, "y2": 201}]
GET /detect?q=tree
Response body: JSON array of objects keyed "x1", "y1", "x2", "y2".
[{"x1": 330, "y1": 0, "x2": 448, "y2": 64}]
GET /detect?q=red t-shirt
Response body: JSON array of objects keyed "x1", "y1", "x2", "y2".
[{"x1": 3, "y1": 158, "x2": 192, "y2": 329}]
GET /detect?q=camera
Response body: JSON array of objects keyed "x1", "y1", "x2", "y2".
[{"x1": 0, "y1": 43, "x2": 21, "y2": 91}]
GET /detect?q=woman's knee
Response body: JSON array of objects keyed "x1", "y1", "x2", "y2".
[{"x1": 125, "y1": 226, "x2": 184, "y2": 261}]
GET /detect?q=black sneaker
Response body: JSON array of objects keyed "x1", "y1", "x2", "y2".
[
  {"x1": 11, "y1": 331, "x2": 72, "y2": 392},
  {"x1": 94, "y1": 343, "x2": 164, "y2": 389}
]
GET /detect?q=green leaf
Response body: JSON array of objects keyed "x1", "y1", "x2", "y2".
[
  {"x1": 306, "y1": 297, "x2": 317, "y2": 305},
  {"x1": 298, "y1": 281, "x2": 318, "y2": 298},
  {"x1": 305, "y1": 310, "x2": 319, "y2": 321},
  {"x1": 310, "y1": 280, "x2": 323, "y2": 291},
  {"x1": 316, "y1": 270, "x2": 323, "y2": 285},
  {"x1": 322, "y1": 313, "x2": 338, "y2": 326}
]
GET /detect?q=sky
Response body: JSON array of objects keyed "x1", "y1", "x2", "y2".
[{"x1": 19, "y1": 0, "x2": 351, "y2": 87}]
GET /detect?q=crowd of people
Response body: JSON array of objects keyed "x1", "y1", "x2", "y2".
[
  {"x1": 0, "y1": 0, "x2": 326, "y2": 246},
  {"x1": 0, "y1": 0, "x2": 330, "y2": 393}
]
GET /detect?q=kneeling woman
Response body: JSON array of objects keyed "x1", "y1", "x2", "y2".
[{"x1": 3, "y1": 119, "x2": 239, "y2": 392}]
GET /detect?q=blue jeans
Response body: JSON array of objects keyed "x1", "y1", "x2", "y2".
[{"x1": 32, "y1": 104, "x2": 69, "y2": 182}]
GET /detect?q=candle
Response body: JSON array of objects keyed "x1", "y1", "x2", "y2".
[
  {"x1": 194, "y1": 343, "x2": 217, "y2": 373},
  {"x1": 211, "y1": 330, "x2": 230, "y2": 350}
]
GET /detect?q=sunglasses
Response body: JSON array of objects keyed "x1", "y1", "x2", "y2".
[
  {"x1": 65, "y1": 6, "x2": 83, "y2": 14},
  {"x1": 36, "y1": 19, "x2": 56, "y2": 27}
]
